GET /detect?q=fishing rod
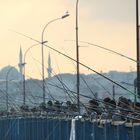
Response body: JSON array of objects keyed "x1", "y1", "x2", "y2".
[
  {"x1": 29, "y1": 54, "x2": 75, "y2": 103},
  {"x1": 90, "y1": 75, "x2": 113, "y2": 98},
  {"x1": 29, "y1": 48, "x2": 115, "y2": 112},
  {"x1": 62, "y1": 46, "x2": 113, "y2": 99},
  {"x1": 58, "y1": 45, "x2": 136, "y2": 114},
  {"x1": 61, "y1": 47, "x2": 98, "y2": 99},
  {"x1": 24, "y1": 78, "x2": 140, "y2": 118},
  {"x1": 65, "y1": 40, "x2": 138, "y2": 63},
  {"x1": 29, "y1": 54, "x2": 136, "y2": 115},
  {"x1": 32, "y1": 77, "x2": 140, "y2": 117},
  {"x1": 46, "y1": 43, "x2": 138, "y2": 97},
  {"x1": 9, "y1": 30, "x2": 138, "y2": 98},
  {"x1": 1, "y1": 68, "x2": 136, "y2": 118},
  {"x1": 30, "y1": 49, "x2": 93, "y2": 106},
  {"x1": 28, "y1": 50, "x2": 140, "y2": 116},
  {"x1": 24, "y1": 74, "x2": 89, "y2": 115},
  {"x1": 4, "y1": 73, "x2": 140, "y2": 118},
  {"x1": 43, "y1": 81, "x2": 140, "y2": 117},
  {"x1": 51, "y1": 55, "x2": 73, "y2": 102},
  {"x1": 51, "y1": 72, "x2": 75, "y2": 103},
  {"x1": 26, "y1": 66, "x2": 76, "y2": 104},
  {"x1": 23, "y1": 50, "x2": 56, "y2": 101}
]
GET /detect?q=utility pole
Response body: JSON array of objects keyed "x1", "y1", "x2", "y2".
[
  {"x1": 76, "y1": 0, "x2": 80, "y2": 113},
  {"x1": 136, "y1": 0, "x2": 140, "y2": 97}
]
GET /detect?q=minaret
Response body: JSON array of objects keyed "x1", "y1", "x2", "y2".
[
  {"x1": 47, "y1": 52, "x2": 52, "y2": 78},
  {"x1": 18, "y1": 47, "x2": 23, "y2": 77}
]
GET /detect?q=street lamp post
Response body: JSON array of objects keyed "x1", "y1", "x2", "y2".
[
  {"x1": 6, "y1": 66, "x2": 17, "y2": 113},
  {"x1": 41, "y1": 13, "x2": 69, "y2": 104},
  {"x1": 22, "y1": 43, "x2": 44, "y2": 106}
]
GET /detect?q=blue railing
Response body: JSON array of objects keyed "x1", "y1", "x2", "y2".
[{"x1": 0, "y1": 118, "x2": 139, "y2": 140}]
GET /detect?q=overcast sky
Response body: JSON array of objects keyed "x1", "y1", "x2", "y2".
[{"x1": 0, "y1": 0, "x2": 138, "y2": 79}]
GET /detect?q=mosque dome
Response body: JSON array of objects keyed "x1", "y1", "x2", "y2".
[{"x1": 0, "y1": 65, "x2": 22, "y2": 80}]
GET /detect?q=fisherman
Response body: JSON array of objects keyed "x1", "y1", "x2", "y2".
[{"x1": 88, "y1": 99, "x2": 100, "y2": 116}]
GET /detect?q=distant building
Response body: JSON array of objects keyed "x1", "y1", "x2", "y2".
[
  {"x1": 18, "y1": 47, "x2": 24, "y2": 78},
  {"x1": 0, "y1": 65, "x2": 22, "y2": 81},
  {"x1": 47, "y1": 52, "x2": 52, "y2": 78}
]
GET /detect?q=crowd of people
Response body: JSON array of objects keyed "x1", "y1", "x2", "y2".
[
  {"x1": 0, "y1": 96, "x2": 140, "y2": 123},
  {"x1": 87, "y1": 97, "x2": 140, "y2": 123}
]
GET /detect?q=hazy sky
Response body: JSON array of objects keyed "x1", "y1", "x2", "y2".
[{"x1": 0, "y1": 0, "x2": 138, "y2": 79}]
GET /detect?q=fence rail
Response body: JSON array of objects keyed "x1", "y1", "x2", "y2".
[{"x1": 0, "y1": 117, "x2": 139, "y2": 140}]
